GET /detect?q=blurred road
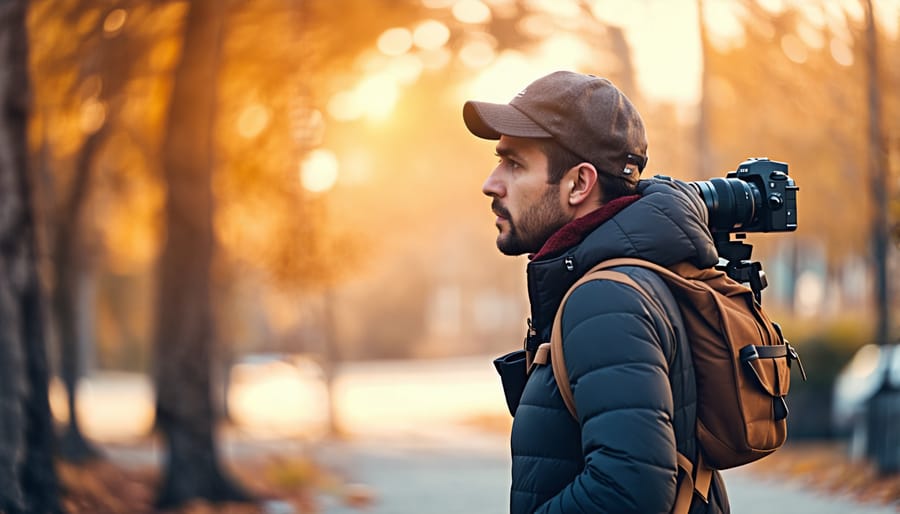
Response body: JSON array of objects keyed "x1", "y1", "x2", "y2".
[
  {"x1": 103, "y1": 429, "x2": 900, "y2": 514},
  {"x1": 309, "y1": 432, "x2": 900, "y2": 514},
  {"x1": 78, "y1": 360, "x2": 900, "y2": 513}
]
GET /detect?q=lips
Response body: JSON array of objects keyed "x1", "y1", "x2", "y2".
[{"x1": 491, "y1": 199, "x2": 511, "y2": 220}]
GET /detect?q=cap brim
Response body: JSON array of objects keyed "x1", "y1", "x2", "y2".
[{"x1": 463, "y1": 101, "x2": 552, "y2": 140}]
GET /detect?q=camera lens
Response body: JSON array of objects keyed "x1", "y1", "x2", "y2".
[{"x1": 691, "y1": 178, "x2": 760, "y2": 232}]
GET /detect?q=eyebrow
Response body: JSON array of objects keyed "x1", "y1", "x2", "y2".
[{"x1": 495, "y1": 145, "x2": 523, "y2": 161}]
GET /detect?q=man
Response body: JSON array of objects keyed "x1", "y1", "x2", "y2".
[{"x1": 463, "y1": 71, "x2": 730, "y2": 513}]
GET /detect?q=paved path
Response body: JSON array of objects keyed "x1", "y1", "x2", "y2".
[
  {"x1": 307, "y1": 432, "x2": 899, "y2": 514},
  {"x1": 84, "y1": 364, "x2": 899, "y2": 513},
  {"x1": 723, "y1": 466, "x2": 899, "y2": 514},
  {"x1": 104, "y1": 430, "x2": 899, "y2": 513}
]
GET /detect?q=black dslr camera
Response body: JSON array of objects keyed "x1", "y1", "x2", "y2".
[
  {"x1": 691, "y1": 157, "x2": 798, "y2": 235},
  {"x1": 688, "y1": 157, "x2": 799, "y2": 301}
]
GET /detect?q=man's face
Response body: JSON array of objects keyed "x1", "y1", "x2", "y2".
[{"x1": 482, "y1": 135, "x2": 570, "y2": 256}]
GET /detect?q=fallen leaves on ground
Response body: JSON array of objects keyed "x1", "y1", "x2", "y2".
[
  {"x1": 57, "y1": 453, "x2": 377, "y2": 514},
  {"x1": 468, "y1": 415, "x2": 900, "y2": 509},
  {"x1": 742, "y1": 442, "x2": 900, "y2": 508}
]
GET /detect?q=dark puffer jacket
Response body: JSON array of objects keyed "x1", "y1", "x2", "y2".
[{"x1": 509, "y1": 178, "x2": 730, "y2": 514}]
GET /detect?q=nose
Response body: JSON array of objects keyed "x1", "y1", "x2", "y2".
[{"x1": 482, "y1": 165, "x2": 505, "y2": 198}]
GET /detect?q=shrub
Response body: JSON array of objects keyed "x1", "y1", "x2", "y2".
[{"x1": 779, "y1": 316, "x2": 873, "y2": 439}]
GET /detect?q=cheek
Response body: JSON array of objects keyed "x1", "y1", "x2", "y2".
[{"x1": 518, "y1": 182, "x2": 560, "y2": 214}]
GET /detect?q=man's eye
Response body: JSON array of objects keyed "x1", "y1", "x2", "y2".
[
  {"x1": 499, "y1": 157, "x2": 520, "y2": 169},
  {"x1": 495, "y1": 154, "x2": 522, "y2": 170}
]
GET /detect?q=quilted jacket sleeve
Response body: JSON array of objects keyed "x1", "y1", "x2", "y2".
[{"x1": 535, "y1": 277, "x2": 678, "y2": 514}]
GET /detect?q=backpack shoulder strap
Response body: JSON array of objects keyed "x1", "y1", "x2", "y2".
[
  {"x1": 548, "y1": 265, "x2": 648, "y2": 419},
  {"x1": 597, "y1": 257, "x2": 712, "y2": 293}
]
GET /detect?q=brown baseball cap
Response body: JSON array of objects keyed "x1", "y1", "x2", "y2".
[{"x1": 463, "y1": 71, "x2": 648, "y2": 182}]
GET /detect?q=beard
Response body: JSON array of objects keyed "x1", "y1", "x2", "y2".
[{"x1": 494, "y1": 184, "x2": 569, "y2": 256}]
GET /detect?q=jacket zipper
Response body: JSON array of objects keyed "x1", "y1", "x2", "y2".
[
  {"x1": 524, "y1": 318, "x2": 537, "y2": 351},
  {"x1": 525, "y1": 264, "x2": 540, "y2": 352}
]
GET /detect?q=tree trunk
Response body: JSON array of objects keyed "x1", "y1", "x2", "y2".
[
  {"x1": 153, "y1": 0, "x2": 250, "y2": 507},
  {"x1": 696, "y1": 0, "x2": 713, "y2": 180},
  {"x1": 863, "y1": 0, "x2": 891, "y2": 347},
  {"x1": 862, "y1": 0, "x2": 897, "y2": 477},
  {"x1": 0, "y1": 1, "x2": 62, "y2": 512},
  {"x1": 54, "y1": 126, "x2": 106, "y2": 463},
  {"x1": 321, "y1": 287, "x2": 341, "y2": 438}
]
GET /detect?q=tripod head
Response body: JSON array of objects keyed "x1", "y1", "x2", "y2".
[{"x1": 714, "y1": 232, "x2": 767, "y2": 304}]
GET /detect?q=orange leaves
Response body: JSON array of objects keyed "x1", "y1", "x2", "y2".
[{"x1": 57, "y1": 452, "x2": 377, "y2": 514}]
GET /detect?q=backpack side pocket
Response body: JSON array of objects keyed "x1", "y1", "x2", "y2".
[{"x1": 494, "y1": 350, "x2": 528, "y2": 416}]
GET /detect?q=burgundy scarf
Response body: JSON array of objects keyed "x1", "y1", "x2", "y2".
[{"x1": 531, "y1": 195, "x2": 640, "y2": 261}]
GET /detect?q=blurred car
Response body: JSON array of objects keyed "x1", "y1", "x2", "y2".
[{"x1": 832, "y1": 343, "x2": 900, "y2": 437}]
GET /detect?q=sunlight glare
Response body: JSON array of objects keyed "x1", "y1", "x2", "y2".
[
  {"x1": 824, "y1": 9, "x2": 853, "y2": 48},
  {"x1": 798, "y1": 2, "x2": 827, "y2": 29},
  {"x1": 528, "y1": 0, "x2": 579, "y2": 18},
  {"x1": 795, "y1": 270, "x2": 824, "y2": 316},
  {"x1": 459, "y1": 39, "x2": 496, "y2": 68},
  {"x1": 420, "y1": 47, "x2": 453, "y2": 70},
  {"x1": 703, "y1": 1, "x2": 746, "y2": 50},
  {"x1": 301, "y1": 149, "x2": 339, "y2": 193},
  {"x1": 413, "y1": 19, "x2": 450, "y2": 50},
  {"x1": 756, "y1": 0, "x2": 785, "y2": 14},
  {"x1": 341, "y1": 149, "x2": 374, "y2": 186},
  {"x1": 328, "y1": 90, "x2": 363, "y2": 122},
  {"x1": 386, "y1": 54, "x2": 424, "y2": 85},
  {"x1": 229, "y1": 360, "x2": 328, "y2": 437},
  {"x1": 875, "y1": 1, "x2": 900, "y2": 38},
  {"x1": 103, "y1": 8, "x2": 127, "y2": 35},
  {"x1": 453, "y1": 0, "x2": 491, "y2": 24},
  {"x1": 518, "y1": 14, "x2": 556, "y2": 39},
  {"x1": 237, "y1": 103, "x2": 270, "y2": 139},
  {"x1": 842, "y1": 0, "x2": 864, "y2": 22},
  {"x1": 829, "y1": 38, "x2": 854, "y2": 67},
  {"x1": 377, "y1": 27, "x2": 413, "y2": 56},
  {"x1": 590, "y1": 0, "x2": 704, "y2": 104},
  {"x1": 465, "y1": 50, "x2": 537, "y2": 103},
  {"x1": 536, "y1": 34, "x2": 589, "y2": 70},
  {"x1": 80, "y1": 99, "x2": 106, "y2": 134},
  {"x1": 589, "y1": 0, "x2": 639, "y2": 28},
  {"x1": 357, "y1": 75, "x2": 398, "y2": 121},
  {"x1": 796, "y1": 20, "x2": 825, "y2": 50},
  {"x1": 422, "y1": 0, "x2": 454, "y2": 7},
  {"x1": 48, "y1": 375, "x2": 154, "y2": 441},
  {"x1": 358, "y1": 48, "x2": 390, "y2": 74},
  {"x1": 780, "y1": 34, "x2": 808, "y2": 64}
]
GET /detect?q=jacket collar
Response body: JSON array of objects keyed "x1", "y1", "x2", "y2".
[{"x1": 530, "y1": 195, "x2": 640, "y2": 262}]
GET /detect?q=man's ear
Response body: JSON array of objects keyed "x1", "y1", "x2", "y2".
[{"x1": 565, "y1": 163, "x2": 599, "y2": 207}]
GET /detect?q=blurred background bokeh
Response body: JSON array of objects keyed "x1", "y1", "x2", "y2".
[{"x1": 1, "y1": 0, "x2": 899, "y2": 512}]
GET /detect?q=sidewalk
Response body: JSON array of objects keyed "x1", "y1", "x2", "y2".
[
  {"x1": 100, "y1": 428, "x2": 899, "y2": 513},
  {"x1": 80, "y1": 366, "x2": 900, "y2": 513},
  {"x1": 304, "y1": 432, "x2": 899, "y2": 514},
  {"x1": 724, "y1": 466, "x2": 899, "y2": 514}
]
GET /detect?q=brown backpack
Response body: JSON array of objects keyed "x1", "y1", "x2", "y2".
[{"x1": 530, "y1": 257, "x2": 806, "y2": 514}]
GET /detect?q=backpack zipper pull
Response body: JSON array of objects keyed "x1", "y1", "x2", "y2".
[{"x1": 787, "y1": 343, "x2": 807, "y2": 381}]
